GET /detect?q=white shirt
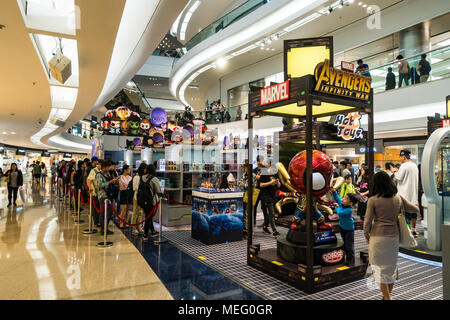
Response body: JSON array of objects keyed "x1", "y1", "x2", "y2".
[
  {"x1": 133, "y1": 175, "x2": 141, "y2": 201},
  {"x1": 395, "y1": 161, "x2": 419, "y2": 205}
]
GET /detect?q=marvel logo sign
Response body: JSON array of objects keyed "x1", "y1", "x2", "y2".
[
  {"x1": 322, "y1": 249, "x2": 344, "y2": 264},
  {"x1": 260, "y1": 80, "x2": 289, "y2": 106},
  {"x1": 443, "y1": 119, "x2": 450, "y2": 128}
]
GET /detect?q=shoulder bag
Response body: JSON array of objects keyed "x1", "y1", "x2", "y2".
[{"x1": 397, "y1": 196, "x2": 418, "y2": 248}]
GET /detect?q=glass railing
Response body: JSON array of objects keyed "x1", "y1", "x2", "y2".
[
  {"x1": 368, "y1": 45, "x2": 450, "y2": 94},
  {"x1": 184, "y1": 0, "x2": 268, "y2": 53}
]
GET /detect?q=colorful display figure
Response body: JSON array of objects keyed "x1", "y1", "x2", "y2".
[
  {"x1": 150, "y1": 108, "x2": 168, "y2": 130},
  {"x1": 275, "y1": 150, "x2": 334, "y2": 232},
  {"x1": 116, "y1": 106, "x2": 132, "y2": 120},
  {"x1": 101, "y1": 117, "x2": 110, "y2": 135},
  {"x1": 128, "y1": 115, "x2": 141, "y2": 136},
  {"x1": 140, "y1": 118, "x2": 151, "y2": 136},
  {"x1": 120, "y1": 120, "x2": 129, "y2": 135},
  {"x1": 109, "y1": 116, "x2": 121, "y2": 135}
]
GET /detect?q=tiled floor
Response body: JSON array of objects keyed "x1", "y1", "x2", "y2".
[
  {"x1": 0, "y1": 178, "x2": 172, "y2": 300},
  {"x1": 162, "y1": 225, "x2": 443, "y2": 300}
]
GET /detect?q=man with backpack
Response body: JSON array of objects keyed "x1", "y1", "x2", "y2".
[
  {"x1": 94, "y1": 160, "x2": 119, "y2": 235},
  {"x1": 418, "y1": 53, "x2": 431, "y2": 83},
  {"x1": 137, "y1": 164, "x2": 162, "y2": 240}
]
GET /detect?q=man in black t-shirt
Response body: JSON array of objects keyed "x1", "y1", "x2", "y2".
[{"x1": 258, "y1": 159, "x2": 280, "y2": 237}]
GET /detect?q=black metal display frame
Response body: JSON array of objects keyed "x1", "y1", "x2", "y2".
[{"x1": 246, "y1": 75, "x2": 374, "y2": 293}]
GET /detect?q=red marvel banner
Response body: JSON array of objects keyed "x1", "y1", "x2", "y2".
[{"x1": 260, "y1": 80, "x2": 290, "y2": 106}]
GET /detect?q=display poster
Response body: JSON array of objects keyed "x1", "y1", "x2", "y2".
[{"x1": 333, "y1": 112, "x2": 363, "y2": 141}]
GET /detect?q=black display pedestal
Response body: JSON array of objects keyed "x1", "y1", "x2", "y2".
[{"x1": 275, "y1": 214, "x2": 364, "y2": 233}]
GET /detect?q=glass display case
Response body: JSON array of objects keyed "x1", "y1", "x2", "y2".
[{"x1": 440, "y1": 146, "x2": 450, "y2": 224}]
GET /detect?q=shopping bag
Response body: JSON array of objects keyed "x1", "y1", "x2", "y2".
[
  {"x1": 397, "y1": 197, "x2": 418, "y2": 248},
  {"x1": 19, "y1": 187, "x2": 26, "y2": 203}
]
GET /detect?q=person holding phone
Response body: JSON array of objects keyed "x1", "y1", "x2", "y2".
[{"x1": 95, "y1": 160, "x2": 119, "y2": 235}]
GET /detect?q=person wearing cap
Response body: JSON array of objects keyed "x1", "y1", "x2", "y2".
[{"x1": 394, "y1": 150, "x2": 419, "y2": 237}]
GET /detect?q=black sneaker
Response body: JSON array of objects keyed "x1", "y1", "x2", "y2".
[
  {"x1": 273, "y1": 231, "x2": 280, "y2": 238},
  {"x1": 150, "y1": 231, "x2": 159, "y2": 238},
  {"x1": 7, "y1": 203, "x2": 11, "y2": 208},
  {"x1": 262, "y1": 226, "x2": 271, "y2": 234}
]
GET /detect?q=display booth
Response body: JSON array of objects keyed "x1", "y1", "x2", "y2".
[
  {"x1": 274, "y1": 121, "x2": 367, "y2": 232},
  {"x1": 246, "y1": 37, "x2": 374, "y2": 293}
]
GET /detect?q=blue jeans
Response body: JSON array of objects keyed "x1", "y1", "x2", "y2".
[
  {"x1": 294, "y1": 207, "x2": 323, "y2": 221},
  {"x1": 398, "y1": 73, "x2": 409, "y2": 87},
  {"x1": 99, "y1": 197, "x2": 113, "y2": 231}
]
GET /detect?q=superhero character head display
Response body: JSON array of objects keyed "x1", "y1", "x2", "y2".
[
  {"x1": 109, "y1": 116, "x2": 121, "y2": 135},
  {"x1": 101, "y1": 117, "x2": 110, "y2": 135},
  {"x1": 120, "y1": 120, "x2": 129, "y2": 135},
  {"x1": 150, "y1": 108, "x2": 168, "y2": 129},
  {"x1": 140, "y1": 119, "x2": 151, "y2": 136},
  {"x1": 276, "y1": 150, "x2": 334, "y2": 232},
  {"x1": 128, "y1": 115, "x2": 141, "y2": 136}
]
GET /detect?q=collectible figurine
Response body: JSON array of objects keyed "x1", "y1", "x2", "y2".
[
  {"x1": 140, "y1": 118, "x2": 151, "y2": 136},
  {"x1": 109, "y1": 116, "x2": 121, "y2": 135},
  {"x1": 101, "y1": 117, "x2": 110, "y2": 135},
  {"x1": 275, "y1": 150, "x2": 334, "y2": 231},
  {"x1": 120, "y1": 120, "x2": 129, "y2": 135},
  {"x1": 150, "y1": 108, "x2": 168, "y2": 130},
  {"x1": 116, "y1": 106, "x2": 131, "y2": 120},
  {"x1": 128, "y1": 115, "x2": 141, "y2": 136}
]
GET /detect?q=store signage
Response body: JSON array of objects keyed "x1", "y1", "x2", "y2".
[
  {"x1": 260, "y1": 80, "x2": 289, "y2": 106},
  {"x1": 334, "y1": 112, "x2": 364, "y2": 141},
  {"x1": 341, "y1": 61, "x2": 354, "y2": 72},
  {"x1": 443, "y1": 118, "x2": 450, "y2": 128},
  {"x1": 41, "y1": 151, "x2": 50, "y2": 157},
  {"x1": 322, "y1": 249, "x2": 344, "y2": 264},
  {"x1": 16, "y1": 149, "x2": 26, "y2": 155},
  {"x1": 63, "y1": 153, "x2": 72, "y2": 158},
  {"x1": 314, "y1": 59, "x2": 371, "y2": 100}
]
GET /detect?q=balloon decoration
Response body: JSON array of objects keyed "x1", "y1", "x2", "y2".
[{"x1": 101, "y1": 106, "x2": 218, "y2": 149}]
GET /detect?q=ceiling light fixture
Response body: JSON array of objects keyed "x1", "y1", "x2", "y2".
[
  {"x1": 338, "y1": 1, "x2": 344, "y2": 8},
  {"x1": 216, "y1": 57, "x2": 227, "y2": 68},
  {"x1": 358, "y1": 2, "x2": 363, "y2": 5}
]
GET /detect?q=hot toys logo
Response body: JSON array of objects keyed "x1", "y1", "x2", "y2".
[
  {"x1": 322, "y1": 249, "x2": 344, "y2": 264},
  {"x1": 334, "y1": 112, "x2": 363, "y2": 141},
  {"x1": 314, "y1": 59, "x2": 371, "y2": 100}
]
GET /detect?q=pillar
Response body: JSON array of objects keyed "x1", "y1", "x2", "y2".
[
  {"x1": 124, "y1": 150, "x2": 133, "y2": 167},
  {"x1": 141, "y1": 148, "x2": 151, "y2": 164},
  {"x1": 398, "y1": 21, "x2": 431, "y2": 58}
]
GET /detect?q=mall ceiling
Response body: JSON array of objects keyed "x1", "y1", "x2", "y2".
[
  {"x1": 182, "y1": 0, "x2": 405, "y2": 110},
  {"x1": 0, "y1": 0, "x2": 188, "y2": 151}
]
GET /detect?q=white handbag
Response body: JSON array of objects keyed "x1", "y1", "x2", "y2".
[{"x1": 397, "y1": 196, "x2": 418, "y2": 248}]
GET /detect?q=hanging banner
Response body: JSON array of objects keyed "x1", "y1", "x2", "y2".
[
  {"x1": 314, "y1": 59, "x2": 371, "y2": 101},
  {"x1": 334, "y1": 112, "x2": 364, "y2": 141}
]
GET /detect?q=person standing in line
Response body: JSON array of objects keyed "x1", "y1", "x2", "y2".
[
  {"x1": 131, "y1": 163, "x2": 147, "y2": 236},
  {"x1": 32, "y1": 161, "x2": 41, "y2": 185},
  {"x1": 356, "y1": 165, "x2": 370, "y2": 220},
  {"x1": 142, "y1": 164, "x2": 162, "y2": 240},
  {"x1": 385, "y1": 67, "x2": 396, "y2": 90},
  {"x1": 417, "y1": 53, "x2": 431, "y2": 83},
  {"x1": 95, "y1": 160, "x2": 118, "y2": 235},
  {"x1": 258, "y1": 159, "x2": 280, "y2": 238},
  {"x1": 364, "y1": 171, "x2": 419, "y2": 300},
  {"x1": 50, "y1": 162, "x2": 57, "y2": 188},
  {"x1": 397, "y1": 55, "x2": 410, "y2": 88},
  {"x1": 340, "y1": 161, "x2": 351, "y2": 178},
  {"x1": 393, "y1": 150, "x2": 419, "y2": 237},
  {"x1": 118, "y1": 165, "x2": 132, "y2": 229},
  {"x1": 346, "y1": 162, "x2": 355, "y2": 184},
  {"x1": 355, "y1": 59, "x2": 371, "y2": 77},
  {"x1": 87, "y1": 158, "x2": 102, "y2": 226},
  {"x1": 41, "y1": 163, "x2": 47, "y2": 185},
  {"x1": 5, "y1": 163, "x2": 23, "y2": 207},
  {"x1": 252, "y1": 156, "x2": 264, "y2": 226}
]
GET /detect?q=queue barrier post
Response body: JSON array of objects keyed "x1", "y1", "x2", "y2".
[
  {"x1": 97, "y1": 199, "x2": 113, "y2": 248},
  {"x1": 153, "y1": 197, "x2": 167, "y2": 245},
  {"x1": 73, "y1": 189, "x2": 84, "y2": 224},
  {"x1": 83, "y1": 194, "x2": 98, "y2": 234}
]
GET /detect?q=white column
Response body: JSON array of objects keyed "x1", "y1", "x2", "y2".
[
  {"x1": 141, "y1": 148, "x2": 151, "y2": 164},
  {"x1": 124, "y1": 150, "x2": 133, "y2": 167}
]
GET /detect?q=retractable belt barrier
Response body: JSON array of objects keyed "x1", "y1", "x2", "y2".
[{"x1": 109, "y1": 201, "x2": 159, "y2": 226}]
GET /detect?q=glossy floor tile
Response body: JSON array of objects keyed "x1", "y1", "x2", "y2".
[{"x1": 0, "y1": 177, "x2": 173, "y2": 300}]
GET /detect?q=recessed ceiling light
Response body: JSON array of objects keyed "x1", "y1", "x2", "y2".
[
  {"x1": 216, "y1": 58, "x2": 227, "y2": 68},
  {"x1": 10, "y1": 132, "x2": 16, "y2": 135},
  {"x1": 358, "y1": 2, "x2": 363, "y2": 5},
  {"x1": 2, "y1": 132, "x2": 7, "y2": 134},
  {"x1": 362, "y1": 4, "x2": 367, "y2": 7}
]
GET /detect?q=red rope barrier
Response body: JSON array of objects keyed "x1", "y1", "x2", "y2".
[
  {"x1": 92, "y1": 197, "x2": 106, "y2": 213},
  {"x1": 80, "y1": 193, "x2": 90, "y2": 206},
  {"x1": 109, "y1": 201, "x2": 159, "y2": 226}
]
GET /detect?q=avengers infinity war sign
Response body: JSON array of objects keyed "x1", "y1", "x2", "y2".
[
  {"x1": 314, "y1": 59, "x2": 371, "y2": 100},
  {"x1": 334, "y1": 112, "x2": 363, "y2": 141}
]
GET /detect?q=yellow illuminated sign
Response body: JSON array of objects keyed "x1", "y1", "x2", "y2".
[
  {"x1": 287, "y1": 46, "x2": 331, "y2": 79},
  {"x1": 314, "y1": 59, "x2": 371, "y2": 100}
]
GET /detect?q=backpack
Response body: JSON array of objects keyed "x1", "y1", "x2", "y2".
[
  {"x1": 127, "y1": 178, "x2": 134, "y2": 204},
  {"x1": 137, "y1": 175, "x2": 155, "y2": 213}
]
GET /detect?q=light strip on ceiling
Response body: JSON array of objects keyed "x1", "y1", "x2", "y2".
[
  {"x1": 170, "y1": 11, "x2": 183, "y2": 36},
  {"x1": 171, "y1": 0, "x2": 324, "y2": 105},
  {"x1": 49, "y1": 135, "x2": 92, "y2": 150},
  {"x1": 179, "y1": 0, "x2": 201, "y2": 41}
]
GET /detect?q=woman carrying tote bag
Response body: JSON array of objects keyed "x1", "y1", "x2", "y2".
[{"x1": 364, "y1": 171, "x2": 419, "y2": 300}]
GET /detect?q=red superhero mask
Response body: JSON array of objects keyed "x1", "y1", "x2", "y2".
[{"x1": 288, "y1": 150, "x2": 334, "y2": 197}]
